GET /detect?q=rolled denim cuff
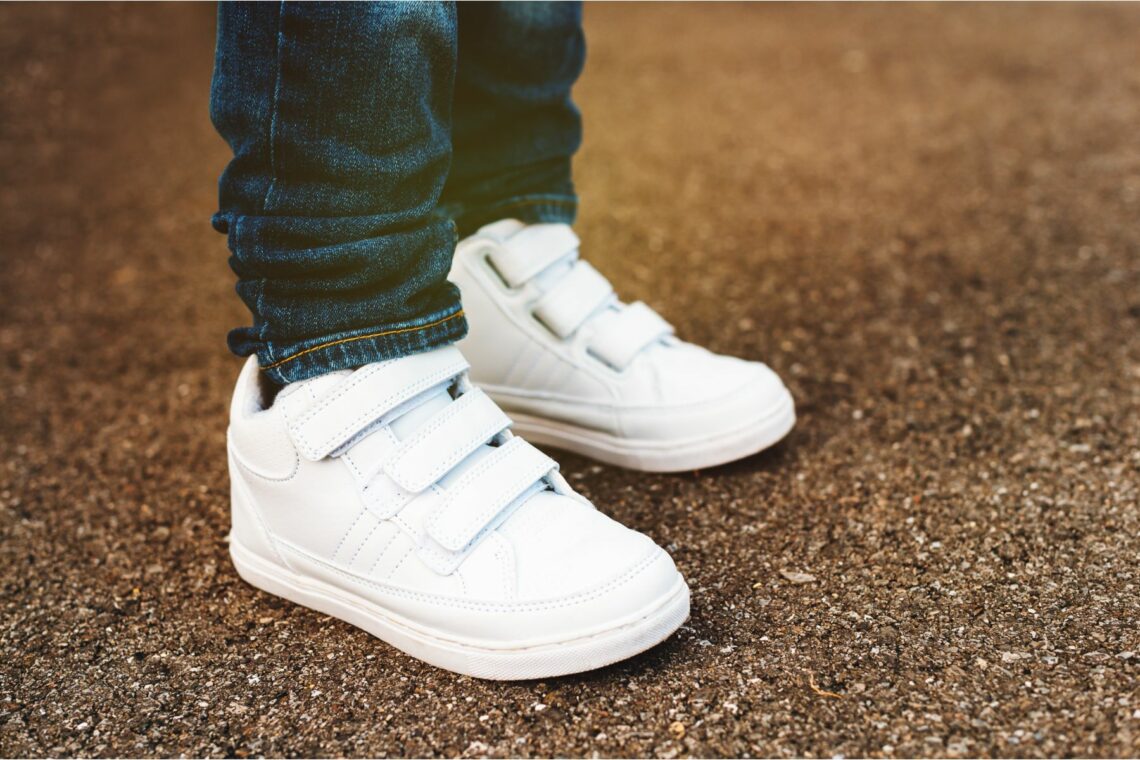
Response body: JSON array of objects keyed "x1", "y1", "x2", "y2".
[
  {"x1": 256, "y1": 306, "x2": 468, "y2": 385},
  {"x1": 452, "y1": 193, "x2": 578, "y2": 238}
]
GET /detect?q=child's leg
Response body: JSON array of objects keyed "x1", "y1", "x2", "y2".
[
  {"x1": 440, "y1": 1, "x2": 585, "y2": 236},
  {"x1": 211, "y1": 3, "x2": 466, "y2": 385}
]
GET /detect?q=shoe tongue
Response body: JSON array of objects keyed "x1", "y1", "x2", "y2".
[{"x1": 388, "y1": 385, "x2": 451, "y2": 439}]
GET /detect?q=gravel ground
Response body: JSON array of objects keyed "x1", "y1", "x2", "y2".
[{"x1": 2, "y1": 4, "x2": 1139, "y2": 757}]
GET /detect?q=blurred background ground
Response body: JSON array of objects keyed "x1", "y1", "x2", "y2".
[{"x1": 2, "y1": 3, "x2": 1139, "y2": 758}]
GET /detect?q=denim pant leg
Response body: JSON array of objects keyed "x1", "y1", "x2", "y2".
[
  {"x1": 210, "y1": 2, "x2": 466, "y2": 384},
  {"x1": 440, "y1": 1, "x2": 586, "y2": 237}
]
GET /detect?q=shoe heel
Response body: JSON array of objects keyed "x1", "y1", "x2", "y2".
[{"x1": 228, "y1": 451, "x2": 286, "y2": 568}]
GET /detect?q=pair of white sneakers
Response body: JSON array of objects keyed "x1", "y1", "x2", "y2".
[{"x1": 227, "y1": 221, "x2": 795, "y2": 679}]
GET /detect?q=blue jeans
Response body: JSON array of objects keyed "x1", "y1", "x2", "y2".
[{"x1": 210, "y1": 2, "x2": 584, "y2": 384}]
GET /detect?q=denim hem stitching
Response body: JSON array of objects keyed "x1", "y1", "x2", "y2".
[{"x1": 261, "y1": 310, "x2": 465, "y2": 371}]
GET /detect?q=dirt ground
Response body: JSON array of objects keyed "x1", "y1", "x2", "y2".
[{"x1": 2, "y1": 3, "x2": 1139, "y2": 758}]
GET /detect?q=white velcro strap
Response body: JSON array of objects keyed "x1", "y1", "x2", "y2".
[
  {"x1": 587, "y1": 302, "x2": 674, "y2": 370},
  {"x1": 427, "y1": 437, "x2": 556, "y2": 552},
  {"x1": 288, "y1": 346, "x2": 469, "y2": 461},
  {"x1": 382, "y1": 388, "x2": 511, "y2": 494},
  {"x1": 487, "y1": 223, "x2": 579, "y2": 288},
  {"x1": 532, "y1": 261, "x2": 615, "y2": 339}
]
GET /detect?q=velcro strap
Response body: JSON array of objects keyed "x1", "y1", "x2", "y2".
[
  {"x1": 487, "y1": 224, "x2": 579, "y2": 288},
  {"x1": 427, "y1": 437, "x2": 556, "y2": 552},
  {"x1": 288, "y1": 346, "x2": 469, "y2": 461},
  {"x1": 532, "y1": 261, "x2": 615, "y2": 339},
  {"x1": 382, "y1": 388, "x2": 511, "y2": 494},
  {"x1": 587, "y1": 302, "x2": 674, "y2": 370}
]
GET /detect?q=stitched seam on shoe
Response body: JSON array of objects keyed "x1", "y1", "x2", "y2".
[
  {"x1": 262, "y1": 310, "x2": 464, "y2": 371},
  {"x1": 342, "y1": 449, "x2": 364, "y2": 482},
  {"x1": 293, "y1": 361, "x2": 467, "y2": 458},
  {"x1": 402, "y1": 418, "x2": 504, "y2": 493},
  {"x1": 429, "y1": 441, "x2": 554, "y2": 550},
  {"x1": 364, "y1": 478, "x2": 410, "y2": 521},
  {"x1": 331, "y1": 508, "x2": 367, "y2": 565},
  {"x1": 465, "y1": 258, "x2": 615, "y2": 394},
  {"x1": 384, "y1": 391, "x2": 473, "y2": 489},
  {"x1": 492, "y1": 535, "x2": 515, "y2": 601},
  {"x1": 455, "y1": 565, "x2": 470, "y2": 597},
  {"x1": 384, "y1": 543, "x2": 416, "y2": 581},
  {"x1": 396, "y1": 510, "x2": 452, "y2": 570},
  {"x1": 347, "y1": 513, "x2": 382, "y2": 569},
  {"x1": 295, "y1": 360, "x2": 446, "y2": 436},
  {"x1": 278, "y1": 540, "x2": 663, "y2": 613},
  {"x1": 449, "y1": 464, "x2": 551, "y2": 551},
  {"x1": 359, "y1": 425, "x2": 402, "y2": 489},
  {"x1": 387, "y1": 393, "x2": 509, "y2": 492},
  {"x1": 367, "y1": 524, "x2": 403, "y2": 575}
]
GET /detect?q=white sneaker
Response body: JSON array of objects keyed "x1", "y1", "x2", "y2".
[
  {"x1": 226, "y1": 345, "x2": 689, "y2": 680},
  {"x1": 450, "y1": 220, "x2": 796, "y2": 472}
]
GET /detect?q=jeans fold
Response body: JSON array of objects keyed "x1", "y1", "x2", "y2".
[
  {"x1": 210, "y1": 1, "x2": 584, "y2": 382},
  {"x1": 257, "y1": 305, "x2": 468, "y2": 385}
]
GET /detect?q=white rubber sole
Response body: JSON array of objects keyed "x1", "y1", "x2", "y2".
[
  {"x1": 229, "y1": 537, "x2": 690, "y2": 680},
  {"x1": 501, "y1": 389, "x2": 796, "y2": 472}
]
